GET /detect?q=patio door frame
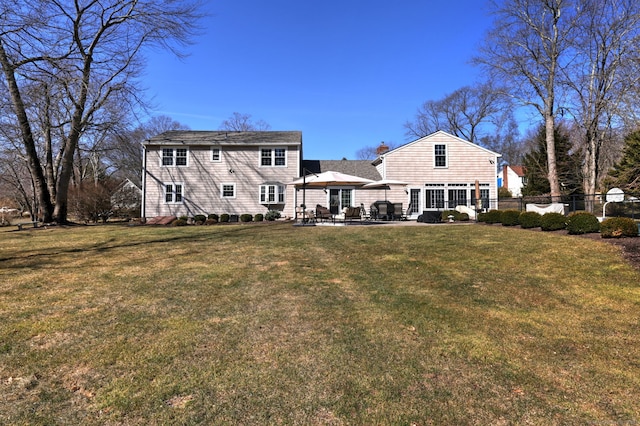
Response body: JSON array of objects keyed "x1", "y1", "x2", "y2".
[{"x1": 328, "y1": 187, "x2": 354, "y2": 214}]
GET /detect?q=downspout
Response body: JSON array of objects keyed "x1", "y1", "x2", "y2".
[{"x1": 141, "y1": 143, "x2": 146, "y2": 221}]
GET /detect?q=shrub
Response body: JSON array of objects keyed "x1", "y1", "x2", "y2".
[
  {"x1": 600, "y1": 217, "x2": 638, "y2": 238},
  {"x1": 220, "y1": 213, "x2": 230, "y2": 223},
  {"x1": 179, "y1": 215, "x2": 189, "y2": 222},
  {"x1": 240, "y1": 214, "x2": 253, "y2": 222},
  {"x1": 441, "y1": 210, "x2": 470, "y2": 222},
  {"x1": 254, "y1": 213, "x2": 264, "y2": 222},
  {"x1": 194, "y1": 214, "x2": 206, "y2": 224},
  {"x1": 172, "y1": 218, "x2": 188, "y2": 226},
  {"x1": 204, "y1": 218, "x2": 218, "y2": 225},
  {"x1": 518, "y1": 211, "x2": 542, "y2": 229},
  {"x1": 501, "y1": 209, "x2": 521, "y2": 226},
  {"x1": 265, "y1": 210, "x2": 281, "y2": 221},
  {"x1": 540, "y1": 212, "x2": 566, "y2": 231},
  {"x1": 480, "y1": 210, "x2": 502, "y2": 224},
  {"x1": 566, "y1": 211, "x2": 600, "y2": 235},
  {"x1": 498, "y1": 187, "x2": 513, "y2": 199},
  {"x1": 207, "y1": 213, "x2": 219, "y2": 221}
]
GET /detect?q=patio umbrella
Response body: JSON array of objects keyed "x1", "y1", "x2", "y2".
[
  {"x1": 362, "y1": 179, "x2": 409, "y2": 200},
  {"x1": 288, "y1": 171, "x2": 373, "y2": 212},
  {"x1": 289, "y1": 171, "x2": 374, "y2": 187}
]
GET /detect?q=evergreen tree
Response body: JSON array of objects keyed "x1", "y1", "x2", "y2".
[
  {"x1": 607, "y1": 130, "x2": 640, "y2": 193},
  {"x1": 522, "y1": 125, "x2": 581, "y2": 196}
]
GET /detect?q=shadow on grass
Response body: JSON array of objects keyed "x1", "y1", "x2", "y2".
[{"x1": 0, "y1": 222, "x2": 297, "y2": 269}]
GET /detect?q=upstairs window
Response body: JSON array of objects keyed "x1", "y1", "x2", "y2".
[
  {"x1": 162, "y1": 148, "x2": 188, "y2": 166},
  {"x1": 260, "y1": 184, "x2": 286, "y2": 204},
  {"x1": 434, "y1": 144, "x2": 447, "y2": 168},
  {"x1": 260, "y1": 147, "x2": 287, "y2": 166},
  {"x1": 211, "y1": 147, "x2": 222, "y2": 162},
  {"x1": 165, "y1": 183, "x2": 183, "y2": 204}
]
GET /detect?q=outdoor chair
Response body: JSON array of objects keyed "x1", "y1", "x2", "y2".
[
  {"x1": 393, "y1": 203, "x2": 403, "y2": 220},
  {"x1": 377, "y1": 202, "x2": 389, "y2": 220},
  {"x1": 315, "y1": 205, "x2": 333, "y2": 222},
  {"x1": 343, "y1": 206, "x2": 362, "y2": 223}
]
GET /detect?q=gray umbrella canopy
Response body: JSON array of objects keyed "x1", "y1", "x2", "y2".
[
  {"x1": 289, "y1": 171, "x2": 374, "y2": 187},
  {"x1": 362, "y1": 179, "x2": 410, "y2": 188},
  {"x1": 362, "y1": 179, "x2": 409, "y2": 201}
]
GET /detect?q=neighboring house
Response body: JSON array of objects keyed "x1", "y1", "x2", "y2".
[
  {"x1": 111, "y1": 178, "x2": 142, "y2": 217},
  {"x1": 294, "y1": 131, "x2": 501, "y2": 218},
  {"x1": 498, "y1": 165, "x2": 526, "y2": 197},
  {"x1": 142, "y1": 131, "x2": 302, "y2": 219}
]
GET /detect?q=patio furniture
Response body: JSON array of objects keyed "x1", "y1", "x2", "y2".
[
  {"x1": 343, "y1": 206, "x2": 362, "y2": 223},
  {"x1": 392, "y1": 203, "x2": 403, "y2": 220},
  {"x1": 375, "y1": 201, "x2": 394, "y2": 220},
  {"x1": 315, "y1": 205, "x2": 333, "y2": 222}
]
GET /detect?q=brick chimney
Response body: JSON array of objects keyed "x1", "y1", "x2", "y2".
[
  {"x1": 502, "y1": 165, "x2": 509, "y2": 188},
  {"x1": 376, "y1": 142, "x2": 389, "y2": 156}
]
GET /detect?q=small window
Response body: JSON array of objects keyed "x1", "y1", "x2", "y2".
[
  {"x1": 261, "y1": 149, "x2": 272, "y2": 166},
  {"x1": 211, "y1": 147, "x2": 221, "y2": 162},
  {"x1": 260, "y1": 184, "x2": 285, "y2": 203},
  {"x1": 434, "y1": 144, "x2": 447, "y2": 168},
  {"x1": 165, "y1": 183, "x2": 183, "y2": 204},
  {"x1": 221, "y1": 183, "x2": 236, "y2": 198}
]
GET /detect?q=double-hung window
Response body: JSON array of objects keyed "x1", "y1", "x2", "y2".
[
  {"x1": 260, "y1": 147, "x2": 286, "y2": 166},
  {"x1": 211, "y1": 146, "x2": 222, "y2": 162},
  {"x1": 165, "y1": 183, "x2": 183, "y2": 204},
  {"x1": 221, "y1": 183, "x2": 236, "y2": 198},
  {"x1": 162, "y1": 148, "x2": 188, "y2": 166},
  {"x1": 434, "y1": 144, "x2": 447, "y2": 168},
  {"x1": 260, "y1": 184, "x2": 286, "y2": 204}
]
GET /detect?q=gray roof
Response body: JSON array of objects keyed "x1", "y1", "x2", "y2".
[
  {"x1": 302, "y1": 159, "x2": 381, "y2": 181},
  {"x1": 144, "y1": 130, "x2": 302, "y2": 146}
]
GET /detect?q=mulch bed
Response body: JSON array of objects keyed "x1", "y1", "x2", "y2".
[{"x1": 575, "y1": 232, "x2": 640, "y2": 271}]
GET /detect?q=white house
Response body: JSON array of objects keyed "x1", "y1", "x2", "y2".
[{"x1": 498, "y1": 165, "x2": 526, "y2": 197}]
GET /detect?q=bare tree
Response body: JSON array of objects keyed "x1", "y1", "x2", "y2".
[
  {"x1": 476, "y1": 0, "x2": 580, "y2": 201},
  {"x1": 355, "y1": 141, "x2": 401, "y2": 161},
  {"x1": 106, "y1": 115, "x2": 190, "y2": 183},
  {"x1": 0, "y1": 0, "x2": 202, "y2": 223},
  {"x1": 404, "y1": 82, "x2": 509, "y2": 144},
  {"x1": 565, "y1": 0, "x2": 640, "y2": 210},
  {"x1": 219, "y1": 112, "x2": 271, "y2": 131}
]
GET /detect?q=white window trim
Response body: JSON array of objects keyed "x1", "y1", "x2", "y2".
[
  {"x1": 259, "y1": 184, "x2": 286, "y2": 204},
  {"x1": 259, "y1": 147, "x2": 287, "y2": 167},
  {"x1": 211, "y1": 146, "x2": 222, "y2": 162},
  {"x1": 164, "y1": 182, "x2": 184, "y2": 204},
  {"x1": 221, "y1": 183, "x2": 236, "y2": 199},
  {"x1": 161, "y1": 147, "x2": 189, "y2": 167},
  {"x1": 433, "y1": 143, "x2": 448, "y2": 168}
]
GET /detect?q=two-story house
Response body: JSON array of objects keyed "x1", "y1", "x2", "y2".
[{"x1": 142, "y1": 131, "x2": 302, "y2": 219}]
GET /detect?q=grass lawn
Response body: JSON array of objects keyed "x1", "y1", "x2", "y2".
[{"x1": 1, "y1": 222, "x2": 639, "y2": 425}]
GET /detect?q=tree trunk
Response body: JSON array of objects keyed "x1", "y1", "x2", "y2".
[
  {"x1": 0, "y1": 41, "x2": 54, "y2": 222},
  {"x1": 545, "y1": 105, "x2": 561, "y2": 202}
]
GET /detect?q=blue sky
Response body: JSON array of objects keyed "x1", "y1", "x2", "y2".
[{"x1": 145, "y1": 1, "x2": 494, "y2": 160}]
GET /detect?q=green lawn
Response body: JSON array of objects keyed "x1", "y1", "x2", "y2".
[{"x1": 1, "y1": 222, "x2": 639, "y2": 425}]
